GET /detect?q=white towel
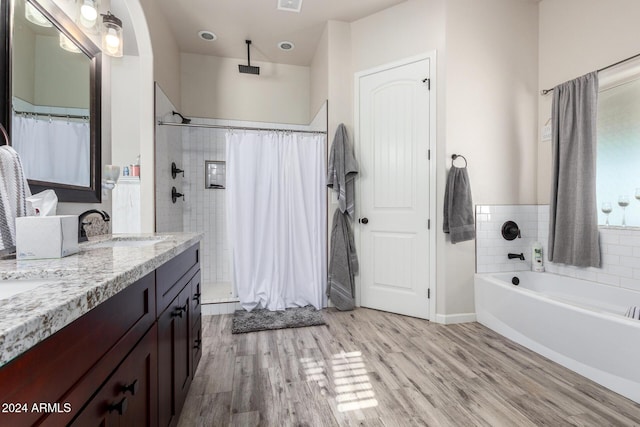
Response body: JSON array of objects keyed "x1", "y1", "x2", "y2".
[
  {"x1": 0, "y1": 145, "x2": 34, "y2": 253},
  {"x1": 625, "y1": 306, "x2": 640, "y2": 320}
]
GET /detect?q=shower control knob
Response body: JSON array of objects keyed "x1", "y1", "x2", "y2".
[{"x1": 360, "y1": 217, "x2": 369, "y2": 224}]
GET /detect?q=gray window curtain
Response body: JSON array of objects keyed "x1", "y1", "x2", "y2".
[{"x1": 548, "y1": 71, "x2": 601, "y2": 268}]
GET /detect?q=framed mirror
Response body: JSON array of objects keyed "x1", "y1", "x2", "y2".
[{"x1": 0, "y1": 0, "x2": 102, "y2": 202}]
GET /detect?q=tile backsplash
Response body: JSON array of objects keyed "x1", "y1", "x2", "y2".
[{"x1": 476, "y1": 204, "x2": 640, "y2": 293}]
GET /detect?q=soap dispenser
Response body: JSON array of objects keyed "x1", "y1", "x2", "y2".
[{"x1": 532, "y1": 241, "x2": 544, "y2": 272}]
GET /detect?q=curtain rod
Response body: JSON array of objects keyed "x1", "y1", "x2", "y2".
[
  {"x1": 158, "y1": 121, "x2": 327, "y2": 135},
  {"x1": 540, "y1": 51, "x2": 640, "y2": 95},
  {"x1": 14, "y1": 109, "x2": 89, "y2": 120}
]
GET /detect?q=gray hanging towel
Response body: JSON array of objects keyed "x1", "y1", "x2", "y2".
[
  {"x1": 0, "y1": 145, "x2": 34, "y2": 254},
  {"x1": 327, "y1": 123, "x2": 358, "y2": 220},
  {"x1": 443, "y1": 166, "x2": 475, "y2": 244},
  {"x1": 327, "y1": 208, "x2": 358, "y2": 311}
]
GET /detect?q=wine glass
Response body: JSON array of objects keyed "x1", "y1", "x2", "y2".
[
  {"x1": 618, "y1": 196, "x2": 630, "y2": 226},
  {"x1": 601, "y1": 202, "x2": 612, "y2": 226}
]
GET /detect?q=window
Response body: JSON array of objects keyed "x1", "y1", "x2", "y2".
[{"x1": 596, "y1": 76, "x2": 640, "y2": 227}]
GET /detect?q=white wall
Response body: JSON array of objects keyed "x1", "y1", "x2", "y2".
[
  {"x1": 180, "y1": 53, "x2": 310, "y2": 125},
  {"x1": 139, "y1": 0, "x2": 181, "y2": 109},
  {"x1": 442, "y1": 0, "x2": 539, "y2": 317},
  {"x1": 310, "y1": 24, "x2": 329, "y2": 119},
  {"x1": 537, "y1": 0, "x2": 640, "y2": 204}
]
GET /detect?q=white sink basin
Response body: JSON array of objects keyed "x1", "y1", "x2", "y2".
[
  {"x1": 86, "y1": 237, "x2": 167, "y2": 249},
  {"x1": 0, "y1": 279, "x2": 53, "y2": 300}
]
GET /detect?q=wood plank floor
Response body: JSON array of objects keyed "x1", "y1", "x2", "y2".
[{"x1": 178, "y1": 308, "x2": 640, "y2": 426}]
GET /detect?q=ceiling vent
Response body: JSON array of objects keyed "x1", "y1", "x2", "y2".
[{"x1": 277, "y1": 0, "x2": 302, "y2": 13}]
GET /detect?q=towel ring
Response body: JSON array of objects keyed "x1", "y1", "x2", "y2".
[{"x1": 451, "y1": 154, "x2": 467, "y2": 168}]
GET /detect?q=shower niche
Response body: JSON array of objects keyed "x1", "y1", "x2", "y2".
[{"x1": 205, "y1": 161, "x2": 226, "y2": 189}]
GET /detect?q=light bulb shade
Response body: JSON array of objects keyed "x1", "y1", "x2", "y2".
[
  {"x1": 79, "y1": 0, "x2": 99, "y2": 31},
  {"x1": 101, "y1": 12, "x2": 123, "y2": 57},
  {"x1": 103, "y1": 165, "x2": 121, "y2": 182},
  {"x1": 25, "y1": 2, "x2": 52, "y2": 27},
  {"x1": 59, "y1": 33, "x2": 81, "y2": 53}
]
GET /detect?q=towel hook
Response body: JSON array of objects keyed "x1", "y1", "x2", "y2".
[{"x1": 451, "y1": 154, "x2": 467, "y2": 168}]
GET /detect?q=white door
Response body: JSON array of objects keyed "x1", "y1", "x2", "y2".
[{"x1": 357, "y1": 57, "x2": 431, "y2": 319}]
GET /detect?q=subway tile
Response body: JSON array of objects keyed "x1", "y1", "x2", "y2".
[
  {"x1": 607, "y1": 244, "x2": 634, "y2": 257},
  {"x1": 620, "y1": 278, "x2": 640, "y2": 292},
  {"x1": 607, "y1": 265, "x2": 633, "y2": 279},
  {"x1": 596, "y1": 272, "x2": 620, "y2": 286}
]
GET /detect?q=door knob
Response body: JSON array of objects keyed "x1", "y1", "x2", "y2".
[{"x1": 360, "y1": 217, "x2": 369, "y2": 224}]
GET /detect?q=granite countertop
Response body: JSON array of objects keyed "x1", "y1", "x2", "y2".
[{"x1": 0, "y1": 232, "x2": 202, "y2": 367}]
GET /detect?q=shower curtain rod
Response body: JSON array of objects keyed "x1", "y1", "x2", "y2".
[
  {"x1": 158, "y1": 121, "x2": 327, "y2": 135},
  {"x1": 13, "y1": 109, "x2": 89, "y2": 120},
  {"x1": 541, "y1": 51, "x2": 640, "y2": 95}
]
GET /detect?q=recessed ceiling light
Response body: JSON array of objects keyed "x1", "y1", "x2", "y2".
[
  {"x1": 277, "y1": 0, "x2": 302, "y2": 13},
  {"x1": 278, "y1": 41, "x2": 295, "y2": 51},
  {"x1": 198, "y1": 30, "x2": 217, "y2": 42}
]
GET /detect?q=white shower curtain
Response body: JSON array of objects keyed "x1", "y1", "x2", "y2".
[
  {"x1": 12, "y1": 115, "x2": 90, "y2": 187},
  {"x1": 226, "y1": 131, "x2": 327, "y2": 311}
]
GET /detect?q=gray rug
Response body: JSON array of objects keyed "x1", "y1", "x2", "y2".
[{"x1": 232, "y1": 306, "x2": 326, "y2": 334}]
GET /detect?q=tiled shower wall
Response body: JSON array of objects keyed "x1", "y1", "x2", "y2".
[
  {"x1": 181, "y1": 122, "x2": 230, "y2": 286},
  {"x1": 155, "y1": 85, "x2": 184, "y2": 233},
  {"x1": 476, "y1": 205, "x2": 640, "y2": 294}
]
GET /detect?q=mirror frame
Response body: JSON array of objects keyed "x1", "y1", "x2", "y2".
[{"x1": 0, "y1": 0, "x2": 102, "y2": 203}]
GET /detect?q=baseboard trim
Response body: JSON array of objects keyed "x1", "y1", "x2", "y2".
[{"x1": 434, "y1": 312, "x2": 477, "y2": 324}]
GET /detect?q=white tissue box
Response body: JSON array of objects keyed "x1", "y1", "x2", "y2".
[{"x1": 16, "y1": 215, "x2": 79, "y2": 260}]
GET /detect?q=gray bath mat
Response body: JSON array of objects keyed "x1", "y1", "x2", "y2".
[{"x1": 232, "y1": 306, "x2": 326, "y2": 334}]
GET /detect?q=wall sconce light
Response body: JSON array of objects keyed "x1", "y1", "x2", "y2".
[
  {"x1": 101, "y1": 11, "x2": 123, "y2": 57},
  {"x1": 102, "y1": 165, "x2": 121, "y2": 191},
  {"x1": 78, "y1": 0, "x2": 99, "y2": 32},
  {"x1": 59, "y1": 33, "x2": 81, "y2": 53},
  {"x1": 25, "y1": 2, "x2": 52, "y2": 27}
]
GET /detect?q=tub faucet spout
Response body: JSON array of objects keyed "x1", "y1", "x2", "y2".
[{"x1": 508, "y1": 253, "x2": 525, "y2": 261}]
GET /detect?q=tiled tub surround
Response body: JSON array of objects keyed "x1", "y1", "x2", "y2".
[
  {"x1": 476, "y1": 204, "x2": 640, "y2": 294},
  {"x1": 0, "y1": 232, "x2": 202, "y2": 366},
  {"x1": 476, "y1": 205, "x2": 540, "y2": 273}
]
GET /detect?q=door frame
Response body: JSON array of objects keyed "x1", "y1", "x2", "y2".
[{"x1": 353, "y1": 52, "x2": 437, "y2": 320}]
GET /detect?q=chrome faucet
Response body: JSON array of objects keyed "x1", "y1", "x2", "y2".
[
  {"x1": 78, "y1": 210, "x2": 110, "y2": 242},
  {"x1": 508, "y1": 253, "x2": 525, "y2": 261}
]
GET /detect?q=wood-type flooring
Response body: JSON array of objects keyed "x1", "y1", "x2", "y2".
[{"x1": 177, "y1": 308, "x2": 640, "y2": 426}]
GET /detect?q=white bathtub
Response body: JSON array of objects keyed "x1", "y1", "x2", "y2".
[{"x1": 474, "y1": 271, "x2": 640, "y2": 403}]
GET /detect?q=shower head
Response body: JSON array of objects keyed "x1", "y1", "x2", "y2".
[
  {"x1": 172, "y1": 111, "x2": 191, "y2": 124},
  {"x1": 239, "y1": 40, "x2": 260, "y2": 75}
]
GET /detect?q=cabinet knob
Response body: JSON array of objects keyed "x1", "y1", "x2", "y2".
[
  {"x1": 122, "y1": 379, "x2": 139, "y2": 396},
  {"x1": 193, "y1": 293, "x2": 201, "y2": 304},
  {"x1": 107, "y1": 397, "x2": 128, "y2": 416},
  {"x1": 194, "y1": 339, "x2": 202, "y2": 350}
]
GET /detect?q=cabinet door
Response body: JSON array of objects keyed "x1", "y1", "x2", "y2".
[
  {"x1": 70, "y1": 324, "x2": 158, "y2": 427},
  {"x1": 190, "y1": 272, "x2": 202, "y2": 376},
  {"x1": 191, "y1": 315, "x2": 202, "y2": 376},
  {"x1": 158, "y1": 284, "x2": 192, "y2": 427}
]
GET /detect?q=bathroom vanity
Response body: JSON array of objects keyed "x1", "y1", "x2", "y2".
[{"x1": 0, "y1": 233, "x2": 202, "y2": 427}]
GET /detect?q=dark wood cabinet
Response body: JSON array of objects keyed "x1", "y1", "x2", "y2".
[
  {"x1": 158, "y1": 269, "x2": 201, "y2": 427},
  {"x1": 0, "y1": 242, "x2": 201, "y2": 427},
  {"x1": 70, "y1": 324, "x2": 158, "y2": 427}
]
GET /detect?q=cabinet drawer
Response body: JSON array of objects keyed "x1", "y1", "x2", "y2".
[
  {"x1": 0, "y1": 273, "x2": 156, "y2": 427},
  {"x1": 70, "y1": 324, "x2": 158, "y2": 427},
  {"x1": 156, "y1": 244, "x2": 199, "y2": 314}
]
